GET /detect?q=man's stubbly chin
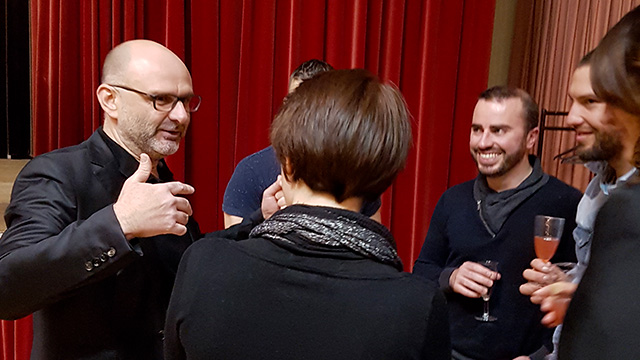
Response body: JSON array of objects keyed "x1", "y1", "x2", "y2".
[
  {"x1": 574, "y1": 129, "x2": 623, "y2": 162},
  {"x1": 471, "y1": 145, "x2": 526, "y2": 178}
]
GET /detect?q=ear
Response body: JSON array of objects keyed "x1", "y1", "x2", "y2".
[
  {"x1": 96, "y1": 84, "x2": 119, "y2": 119},
  {"x1": 526, "y1": 126, "x2": 539, "y2": 150}
]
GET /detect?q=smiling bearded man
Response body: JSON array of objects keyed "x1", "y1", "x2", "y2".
[
  {"x1": 470, "y1": 95, "x2": 533, "y2": 181},
  {"x1": 413, "y1": 86, "x2": 582, "y2": 360}
]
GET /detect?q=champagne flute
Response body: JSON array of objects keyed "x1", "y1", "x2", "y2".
[
  {"x1": 534, "y1": 215, "x2": 565, "y2": 262},
  {"x1": 475, "y1": 260, "x2": 498, "y2": 322}
]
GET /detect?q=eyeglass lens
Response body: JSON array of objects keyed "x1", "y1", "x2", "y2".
[{"x1": 155, "y1": 95, "x2": 201, "y2": 113}]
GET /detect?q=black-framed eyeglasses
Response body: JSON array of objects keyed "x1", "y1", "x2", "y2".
[{"x1": 108, "y1": 84, "x2": 202, "y2": 113}]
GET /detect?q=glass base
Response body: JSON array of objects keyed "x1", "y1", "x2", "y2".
[{"x1": 475, "y1": 314, "x2": 497, "y2": 322}]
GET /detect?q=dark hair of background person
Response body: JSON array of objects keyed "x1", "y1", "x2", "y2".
[
  {"x1": 271, "y1": 68, "x2": 412, "y2": 203},
  {"x1": 289, "y1": 59, "x2": 334, "y2": 83},
  {"x1": 590, "y1": 5, "x2": 640, "y2": 117},
  {"x1": 479, "y1": 86, "x2": 540, "y2": 132}
]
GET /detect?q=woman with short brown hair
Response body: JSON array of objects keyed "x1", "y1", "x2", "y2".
[{"x1": 164, "y1": 69, "x2": 450, "y2": 360}]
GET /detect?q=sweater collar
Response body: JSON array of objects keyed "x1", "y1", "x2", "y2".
[{"x1": 473, "y1": 155, "x2": 549, "y2": 235}]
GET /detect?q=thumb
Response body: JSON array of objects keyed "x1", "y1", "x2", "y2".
[{"x1": 130, "y1": 153, "x2": 152, "y2": 183}]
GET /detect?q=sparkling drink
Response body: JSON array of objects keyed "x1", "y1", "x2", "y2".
[
  {"x1": 533, "y1": 215, "x2": 565, "y2": 262},
  {"x1": 475, "y1": 260, "x2": 498, "y2": 322},
  {"x1": 534, "y1": 235, "x2": 560, "y2": 262},
  {"x1": 481, "y1": 287, "x2": 493, "y2": 301}
]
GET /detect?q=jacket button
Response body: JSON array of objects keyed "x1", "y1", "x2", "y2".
[
  {"x1": 92, "y1": 258, "x2": 101, "y2": 267},
  {"x1": 107, "y1": 247, "x2": 116, "y2": 257},
  {"x1": 85, "y1": 261, "x2": 93, "y2": 271},
  {"x1": 100, "y1": 253, "x2": 108, "y2": 262}
]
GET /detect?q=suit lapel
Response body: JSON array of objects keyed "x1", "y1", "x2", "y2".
[{"x1": 86, "y1": 130, "x2": 128, "y2": 206}]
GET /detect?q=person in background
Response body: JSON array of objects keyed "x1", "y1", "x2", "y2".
[
  {"x1": 164, "y1": 69, "x2": 450, "y2": 360},
  {"x1": 413, "y1": 86, "x2": 581, "y2": 360},
  {"x1": 519, "y1": 50, "x2": 640, "y2": 359},
  {"x1": 222, "y1": 59, "x2": 382, "y2": 228},
  {"x1": 543, "y1": 6, "x2": 640, "y2": 359}
]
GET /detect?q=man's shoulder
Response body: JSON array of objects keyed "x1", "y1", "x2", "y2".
[
  {"x1": 239, "y1": 146, "x2": 276, "y2": 164},
  {"x1": 233, "y1": 146, "x2": 279, "y2": 178},
  {"x1": 543, "y1": 175, "x2": 582, "y2": 196},
  {"x1": 22, "y1": 142, "x2": 90, "y2": 172},
  {"x1": 608, "y1": 180, "x2": 640, "y2": 204},
  {"x1": 18, "y1": 132, "x2": 106, "y2": 180},
  {"x1": 42, "y1": 141, "x2": 90, "y2": 157},
  {"x1": 441, "y1": 179, "x2": 475, "y2": 197},
  {"x1": 431, "y1": 179, "x2": 475, "y2": 213}
]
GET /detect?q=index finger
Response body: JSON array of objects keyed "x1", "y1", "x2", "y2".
[
  {"x1": 166, "y1": 182, "x2": 195, "y2": 196},
  {"x1": 466, "y1": 262, "x2": 500, "y2": 280},
  {"x1": 263, "y1": 177, "x2": 282, "y2": 198},
  {"x1": 520, "y1": 281, "x2": 543, "y2": 297},
  {"x1": 532, "y1": 281, "x2": 577, "y2": 298},
  {"x1": 530, "y1": 258, "x2": 556, "y2": 272},
  {"x1": 523, "y1": 268, "x2": 549, "y2": 283}
]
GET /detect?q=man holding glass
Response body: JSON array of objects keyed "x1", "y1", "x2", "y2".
[
  {"x1": 559, "y1": 7, "x2": 640, "y2": 357},
  {"x1": 521, "y1": 53, "x2": 639, "y2": 311},
  {"x1": 520, "y1": 13, "x2": 640, "y2": 358},
  {"x1": 413, "y1": 86, "x2": 581, "y2": 360}
]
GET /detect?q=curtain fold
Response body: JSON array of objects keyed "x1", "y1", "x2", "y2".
[
  {"x1": 509, "y1": 0, "x2": 640, "y2": 192},
  {"x1": 0, "y1": 316, "x2": 31, "y2": 360},
  {"x1": 1, "y1": 1, "x2": 495, "y2": 358}
]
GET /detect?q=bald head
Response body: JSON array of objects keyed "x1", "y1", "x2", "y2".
[
  {"x1": 97, "y1": 39, "x2": 196, "y2": 163},
  {"x1": 101, "y1": 39, "x2": 190, "y2": 86}
]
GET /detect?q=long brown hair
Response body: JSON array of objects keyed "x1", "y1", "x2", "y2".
[{"x1": 590, "y1": 6, "x2": 640, "y2": 166}]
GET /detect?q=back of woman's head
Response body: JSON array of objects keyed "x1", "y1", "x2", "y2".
[
  {"x1": 591, "y1": 6, "x2": 640, "y2": 116},
  {"x1": 270, "y1": 69, "x2": 412, "y2": 202}
]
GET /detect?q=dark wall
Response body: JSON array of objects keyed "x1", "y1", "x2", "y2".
[{"x1": 1, "y1": 0, "x2": 31, "y2": 159}]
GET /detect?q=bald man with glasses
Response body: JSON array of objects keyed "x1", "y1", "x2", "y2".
[{"x1": 0, "y1": 39, "x2": 270, "y2": 360}]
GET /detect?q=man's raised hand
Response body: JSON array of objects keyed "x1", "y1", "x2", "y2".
[{"x1": 113, "y1": 153, "x2": 195, "y2": 240}]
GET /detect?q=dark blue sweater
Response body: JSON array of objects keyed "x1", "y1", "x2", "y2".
[
  {"x1": 222, "y1": 146, "x2": 381, "y2": 218},
  {"x1": 414, "y1": 176, "x2": 581, "y2": 360}
]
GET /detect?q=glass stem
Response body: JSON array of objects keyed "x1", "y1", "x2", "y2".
[{"x1": 483, "y1": 299, "x2": 490, "y2": 319}]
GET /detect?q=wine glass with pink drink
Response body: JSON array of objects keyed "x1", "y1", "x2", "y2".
[{"x1": 534, "y1": 215, "x2": 565, "y2": 262}]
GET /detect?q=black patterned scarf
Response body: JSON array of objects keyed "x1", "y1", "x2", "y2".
[{"x1": 250, "y1": 205, "x2": 403, "y2": 271}]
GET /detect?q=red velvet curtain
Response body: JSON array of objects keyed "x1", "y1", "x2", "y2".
[
  {"x1": 1, "y1": 1, "x2": 495, "y2": 358},
  {"x1": 187, "y1": 0, "x2": 494, "y2": 260}
]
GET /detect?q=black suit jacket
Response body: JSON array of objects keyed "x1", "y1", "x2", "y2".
[
  {"x1": 559, "y1": 180, "x2": 640, "y2": 359},
  {"x1": 0, "y1": 129, "x2": 200, "y2": 359}
]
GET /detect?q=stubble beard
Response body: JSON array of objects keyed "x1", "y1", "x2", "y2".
[
  {"x1": 473, "y1": 144, "x2": 528, "y2": 178},
  {"x1": 576, "y1": 130, "x2": 623, "y2": 163},
  {"x1": 121, "y1": 112, "x2": 182, "y2": 160}
]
